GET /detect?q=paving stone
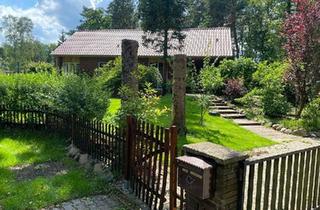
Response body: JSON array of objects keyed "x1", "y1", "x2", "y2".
[{"x1": 46, "y1": 195, "x2": 123, "y2": 210}]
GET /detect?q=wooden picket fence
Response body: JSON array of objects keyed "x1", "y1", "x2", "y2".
[
  {"x1": 0, "y1": 105, "x2": 180, "y2": 210},
  {"x1": 241, "y1": 145, "x2": 320, "y2": 210}
]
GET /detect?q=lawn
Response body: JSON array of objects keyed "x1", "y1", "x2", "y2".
[
  {"x1": 0, "y1": 129, "x2": 113, "y2": 210},
  {"x1": 106, "y1": 95, "x2": 275, "y2": 151}
]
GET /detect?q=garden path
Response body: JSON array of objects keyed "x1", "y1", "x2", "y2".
[{"x1": 45, "y1": 195, "x2": 121, "y2": 210}]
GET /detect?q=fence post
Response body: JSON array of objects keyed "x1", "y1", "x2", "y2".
[
  {"x1": 170, "y1": 126, "x2": 178, "y2": 210},
  {"x1": 179, "y1": 142, "x2": 248, "y2": 210},
  {"x1": 124, "y1": 115, "x2": 133, "y2": 180}
]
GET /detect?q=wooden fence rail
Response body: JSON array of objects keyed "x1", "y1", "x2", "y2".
[
  {"x1": 241, "y1": 145, "x2": 320, "y2": 210},
  {"x1": 0, "y1": 106, "x2": 179, "y2": 210}
]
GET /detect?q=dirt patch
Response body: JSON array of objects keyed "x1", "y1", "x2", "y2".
[{"x1": 10, "y1": 161, "x2": 68, "y2": 181}]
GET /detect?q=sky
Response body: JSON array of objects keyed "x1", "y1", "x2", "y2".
[{"x1": 0, "y1": 0, "x2": 112, "y2": 44}]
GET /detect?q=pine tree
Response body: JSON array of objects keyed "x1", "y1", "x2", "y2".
[
  {"x1": 107, "y1": 0, "x2": 137, "y2": 29},
  {"x1": 139, "y1": 0, "x2": 187, "y2": 83}
]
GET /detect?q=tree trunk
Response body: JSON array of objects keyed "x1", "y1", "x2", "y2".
[
  {"x1": 172, "y1": 54, "x2": 187, "y2": 135},
  {"x1": 162, "y1": 30, "x2": 170, "y2": 95}
]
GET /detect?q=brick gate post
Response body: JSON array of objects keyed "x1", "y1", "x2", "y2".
[{"x1": 179, "y1": 142, "x2": 248, "y2": 210}]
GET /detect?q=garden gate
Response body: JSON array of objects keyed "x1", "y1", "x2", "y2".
[{"x1": 0, "y1": 106, "x2": 179, "y2": 210}]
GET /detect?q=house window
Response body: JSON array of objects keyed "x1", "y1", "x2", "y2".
[{"x1": 63, "y1": 62, "x2": 79, "y2": 74}]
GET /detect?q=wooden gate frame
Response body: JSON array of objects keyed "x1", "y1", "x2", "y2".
[{"x1": 123, "y1": 116, "x2": 178, "y2": 210}]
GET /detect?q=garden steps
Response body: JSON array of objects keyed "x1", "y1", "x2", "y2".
[
  {"x1": 212, "y1": 105, "x2": 235, "y2": 110},
  {"x1": 220, "y1": 113, "x2": 246, "y2": 119},
  {"x1": 211, "y1": 109, "x2": 240, "y2": 114},
  {"x1": 233, "y1": 119, "x2": 261, "y2": 126}
]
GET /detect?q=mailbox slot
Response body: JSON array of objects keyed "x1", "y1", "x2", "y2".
[{"x1": 177, "y1": 156, "x2": 213, "y2": 200}]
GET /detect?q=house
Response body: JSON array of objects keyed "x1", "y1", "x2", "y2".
[{"x1": 51, "y1": 28, "x2": 234, "y2": 80}]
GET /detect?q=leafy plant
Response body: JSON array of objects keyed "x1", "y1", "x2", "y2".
[
  {"x1": 262, "y1": 83, "x2": 290, "y2": 117},
  {"x1": 200, "y1": 58, "x2": 224, "y2": 94},
  {"x1": 301, "y1": 97, "x2": 320, "y2": 131},
  {"x1": 26, "y1": 62, "x2": 57, "y2": 73},
  {"x1": 116, "y1": 83, "x2": 169, "y2": 124},
  {"x1": 197, "y1": 94, "x2": 211, "y2": 126},
  {"x1": 223, "y1": 79, "x2": 247, "y2": 101},
  {"x1": 186, "y1": 60, "x2": 200, "y2": 93}
]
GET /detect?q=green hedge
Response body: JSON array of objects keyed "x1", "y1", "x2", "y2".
[{"x1": 0, "y1": 73, "x2": 109, "y2": 120}]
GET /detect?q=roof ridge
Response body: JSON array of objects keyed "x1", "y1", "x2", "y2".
[{"x1": 75, "y1": 27, "x2": 230, "y2": 33}]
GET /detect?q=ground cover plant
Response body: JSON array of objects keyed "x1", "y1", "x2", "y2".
[
  {"x1": 0, "y1": 129, "x2": 114, "y2": 210},
  {"x1": 106, "y1": 95, "x2": 275, "y2": 152}
]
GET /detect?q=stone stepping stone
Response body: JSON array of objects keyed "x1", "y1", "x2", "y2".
[
  {"x1": 212, "y1": 102, "x2": 228, "y2": 106},
  {"x1": 221, "y1": 113, "x2": 246, "y2": 119},
  {"x1": 212, "y1": 105, "x2": 235, "y2": 110},
  {"x1": 212, "y1": 109, "x2": 239, "y2": 114},
  {"x1": 233, "y1": 119, "x2": 261, "y2": 126}
]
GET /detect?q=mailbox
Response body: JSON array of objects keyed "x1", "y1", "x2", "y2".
[{"x1": 177, "y1": 156, "x2": 213, "y2": 200}]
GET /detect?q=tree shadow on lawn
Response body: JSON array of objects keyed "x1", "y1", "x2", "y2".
[{"x1": 0, "y1": 128, "x2": 67, "y2": 167}]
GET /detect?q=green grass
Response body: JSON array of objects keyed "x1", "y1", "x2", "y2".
[
  {"x1": 108, "y1": 95, "x2": 275, "y2": 151},
  {"x1": 0, "y1": 129, "x2": 111, "y2": 210}
]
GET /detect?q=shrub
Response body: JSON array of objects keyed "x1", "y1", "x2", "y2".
[
  {"x1": 0, "y1": 73, "x2": 109, "y2": 120},
  {"x1": 253, "y1": 61, "x2": 288, "y2": 87},
  {"x1": 200, "y1": 60, "x2": 224, "y2": 94},
  {"x1": 262, "y1": 84, "x2": 290, "y2": 117},
  {"x1": 217, "y1": 57, "x2": 258, "y2": 88},
  {"x1": 235, "y1": 88, "x2": 263, "y2": 107},
  {"x1": 301, "y1": 98, "x2": 320, "y2": 131},
  {"x1": 26, "y1": 62, "x2": 57, "y2": 73},
  {"x1": 95, "y1": 57, "x2": 163, "y2": 96},
  {"x1": 186, "y1": 60, "x2": 200, "y2": 93},
  {"x1": 197, "y1": 94, "x2": 211, "y2": 126},
  {"x1": 116, "y1": 83, "x2": 169, "y2": 124},
  {"x1": 57, "y1": 75, "x2": 109, "y2": 119},
  {"x1": 223, "y1": 79, "x2": 247, "y2": 100}
]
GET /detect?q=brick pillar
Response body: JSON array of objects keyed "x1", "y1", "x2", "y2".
[
  {"x1": 182, "y1": 142, "x2": 248, "y2": 210},
  {"x1": 172, "y1": 54, "x2": 187, "y2": 135}
]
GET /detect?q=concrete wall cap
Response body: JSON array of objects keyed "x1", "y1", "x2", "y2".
[{"x1": 183, "y1": 142, "x2": 248, "y2": 165}]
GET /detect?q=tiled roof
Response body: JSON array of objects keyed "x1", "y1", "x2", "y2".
[{"x1": 52, "y1": 28, "x2": 233, "y2": 57}]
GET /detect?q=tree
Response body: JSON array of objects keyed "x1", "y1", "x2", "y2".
[
  {"x1": 1, "y1": 15, "x2": 34, "y2": 71},
  {"x1": 58, "y1": 30, "x2": 67, "y2": 46},
  {"x1": 237, "y1": 0, "x2": 289, "y2": 61},
  {"x1": 107, "y1": 0, "x2": 137, "y2": 29},
  {"x1": 184, "y1": 0, "x2": 206, "y2": 28},
  {"x1": 283, "y1": 0, "x2": 320, "y2": 116},
  {"x1": 77, "y1": 7, "x2": 111, "y2": 30},
  {"x1": 139, "y1": 0, "x2": 187, "y2": 84}
]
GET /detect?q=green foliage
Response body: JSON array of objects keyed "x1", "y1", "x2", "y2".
[
  {"x1": 197, "y1": 94, "x2": 211, "y2": 126},
  {"x1": 95, "y1": 58, "x2": 122, "y2": 97},
  {"x1": 107, "y1": 0, "x2": 137, "y2": 29},
  {"x1": 262, "y1": 85, "x2": 290, "y2": 117},
  {"x1": 26, "y1": 62, "x2": 57, "y2": 73},
  {"x1": 77, "y1": 7, "x2": 111, "y2": 30},
  {"x1": 186, "y1": 60, "x2": 200, "y2": 93},
  {"x1": 95, "y1": 57, "x2": 163, "y2": 96},
  {"x1": 217, "y1": 57, "x2": 258, "y2": 89},
  {"x1": 57, "y1": 75, "x2": 110, "y2": 119},
  {"x1": 235, "y1": 88, "x2": 263, "y2": 107},
  {"x1": 116, "y1": 84, "x2": 169, "y2": 124},
  {"x1": 253, "y1": 61, "x2": 288, "y2": 87},
  {"x1": 0, "y1": 73, "x2": 109, "y2": 119},
  {"x1": 301, "y1": 98, "x2": 320, "y2": 131},
  {"x1": 200, "y1": 59, "x2": 224, "y2": 94}
]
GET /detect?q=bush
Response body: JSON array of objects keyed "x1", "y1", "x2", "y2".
[
  {"x1": 0, "y1": 73, "x2": 109, "y2": 120},
  {"x1": 95, "y1": 57, "x2": 163, "y2": 96},
  {"x1": 26, "y1": 62, "x2": 57, "y2": 73},
  {"x1": 223, "y1": 79, "x2": 247, "y2": 100},
  {"x1": 217, "y1": 57, "x2": 258, "y2": 88},
  {"x1": 116, "y1": 83, "x2": 169, "y2": 124},
  {"x1": 200, "y1": 60, "x2": 224, "y2": 94},
  {"x1": 235, "y1": 88, "x2": 263, "y2": 107},
  {"x1": 186, "y1": 60, "x2": 200, "y2": 93},
  {"x1": 262, "y1": 84, "x2": 290, "y2": 117},
  {"x1": 301, "y1": 98, "x2": 320, "y2": 131}
]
